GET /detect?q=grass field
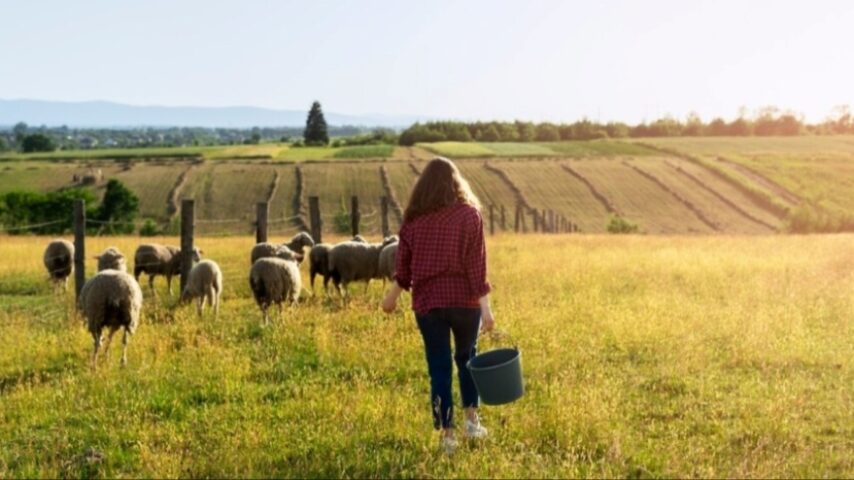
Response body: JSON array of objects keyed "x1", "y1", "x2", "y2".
[
  {"x1": 0, "y1": 234, "x2": 851, "y2": 477},
  {"x1": 640, "y1": 136, "x2": 854, "y2": 220},
  {"x1": 419, "y1": 140, "x2": 656, "y2": 158}
]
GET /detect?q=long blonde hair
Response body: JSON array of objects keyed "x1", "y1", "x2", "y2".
[{"x1": 403, "y1": 157, "x2": 480, "y2": 224}]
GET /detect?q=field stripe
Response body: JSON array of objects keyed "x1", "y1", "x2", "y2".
[
  {"x1": 665, "y1": 161, "x2": 778, "y2": 231},
  {"x1": 378, "y1": 166, "x2": 404, "y2": 223},
  {"x1": 624, "y1": 161, "x2": 720, "y2": 232},
  {"x1": 483, "y1": 162, "x2": 534, "y2": 210},
  {"x1": 560, "y1": 164, "x2": 620, "y2": 215},
  {"x1": 166, "y1": 164, "x2": 195, "y2": 220},
  {"x1": 715, "y1": 156, "x2": 802, "y2": 207},
  {"x1": 637, "y1": 142, "x2": 788, "y2": 219}
]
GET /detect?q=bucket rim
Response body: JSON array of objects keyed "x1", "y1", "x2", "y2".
[{"x1": 467, "y1": 348, "x2": 521, "y2": 372}]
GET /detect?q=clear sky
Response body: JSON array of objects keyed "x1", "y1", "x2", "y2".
[{"x1": 2, "y1": 0, "x2": 853, "y2": 123}]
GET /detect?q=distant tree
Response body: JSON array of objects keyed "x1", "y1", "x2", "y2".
[
  {"x1": 93, "y1": 179, "x2": 139, "y2": 234},
  {"x1": 21, "y1": 133, "x2": 55, "y2": 153},
  {"x1": 535, "y1": 123, "x2": 560, "y2": 142},
  {"x1": 12, "y1": 122, "x2": 28, "y2": 142},
  {"x1": 496, "y1": 123, "x2": 519, "y2": 141},
  {"x1": 515, "y1": 121, "x2": 536, "y2": 142},
  {"x1": 604, "y1": 122, "x2": 630, "y2": 138},
  {"x1": 0, "y1": 137, "x2": 6, "y2": 152},
  {"x1": 706, "y1": 118, "x2": 728, "y2": 136},
  {"x1": 304, "y1": 101, "x2": 329, "y2": 146},
  {"x1": 476, "y1": 124, "x2": 501, "y2": 142},
  {"x1": 728, "y1": 117, "x2": 751, "y2": 136},
  {"x1": 683, "y1": 112, "x2": 703, "y2": 136}
]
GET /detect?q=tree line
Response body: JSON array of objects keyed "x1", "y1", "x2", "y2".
[{"x1": 399, "y1": 107, "x2": 854, "y2": 145}]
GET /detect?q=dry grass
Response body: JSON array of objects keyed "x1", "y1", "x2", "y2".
[{"x1": 0, "y1": 234, "x2": 852, "y2": 477}]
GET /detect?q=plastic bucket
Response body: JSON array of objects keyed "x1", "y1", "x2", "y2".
[{"x1": 467, "y1": 345, "x2": 524, "y2": 406}]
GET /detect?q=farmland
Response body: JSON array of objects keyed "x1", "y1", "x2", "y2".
[
  {"x1": 2, "y1": 137, "x2": 854, "y2": 235},
  {"x1": 0, "y1": 234, "x2": 851, "y2": 477}
]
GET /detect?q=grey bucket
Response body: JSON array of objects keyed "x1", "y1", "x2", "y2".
[{"x1": 467, "y1": 344, "x2": 524, "y2": 406}]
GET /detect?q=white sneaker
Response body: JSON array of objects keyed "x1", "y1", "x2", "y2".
[
  {"x1": 464, "y1": 419, "x2": 488, "y2": 439},
  {"x1": 441, "y1": 435, "x2": 458, "y2": 455}
]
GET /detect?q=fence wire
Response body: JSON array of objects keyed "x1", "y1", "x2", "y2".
[{"x1": 0, "y1": 219, "x2": 66, "y2": 233}]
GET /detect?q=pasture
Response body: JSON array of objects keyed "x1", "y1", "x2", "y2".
[{"x1": 0, "y1": 234, "x2": 852, "y2": 477}]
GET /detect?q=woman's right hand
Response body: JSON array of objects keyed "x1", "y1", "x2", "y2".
[{"x1": 479, "y1": 295, "x2": 495, "y2": 333}]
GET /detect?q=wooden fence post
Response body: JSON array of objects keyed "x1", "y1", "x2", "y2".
[
  {"x1": 380, "y1": 196, "x2": 390, "y2": 238},
  {"x1": 180, "y1": 199, "x2": 195, "y2": 293},
  {"x1": 548, "y1": 210, "x2": 555, "y2": 234},
  {"x1": 256, "y1": 202, "x2": 268, "y2": 244},
  {"x1": 73, "y1": 199, "x2": 86, "y2": 302},
  {"x1": 488, "y1": 204, "x2": 495, "y2": 236},
  {"x1": 309, "y1": 196, "x2": 322, "y2": 244},
  {"x1": 350, "y1": 196, "x2": 360, "y2": 237},
  {"x1": 500, "y1": 205, "x2": 506, "y2": 231},
  {"x1": 541, "y1": 209, "x2": 547, "y2": 233},
  {"x1": 514, "y1": 204, "x2": 521, "y2": 233},
  {"x1": 532, "y1": 209, "x2": 539, "y2": 232}
]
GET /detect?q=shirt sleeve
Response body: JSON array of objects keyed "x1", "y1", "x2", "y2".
[
  {"x1": 394, "y1": 225, "x2": 413, "y2": 290},
  {"x1": 464, "y1": 208, "x2": 491, "y2": 298}
]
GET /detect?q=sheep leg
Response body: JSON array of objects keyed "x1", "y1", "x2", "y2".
[
  {"x1": 363, "y1": 280, "x2": 370, "y2": 295},
  {"x1": 121, "y1": 329, "x2": 129, "y2": 367},
  {"x1": 262, "y1": 305, "x2": 269, "y2": 326},
  {"x1": 167, "y1": 275, "x2": 173, "y2": 295},
  {"x1": 102, "y1": 327, "x2": 119, "y2": 361},
  {"x1": 91, "y1": 331, "x2": 102, "y2": 371},
  {"x1": 196, "y1": 296, "x2": 204, "y2": 317},
  {"x1": 148, "y1": 275, "x2": 157, "y2": 297},
  {"x1": 63, "y1": 277, "x2": 69, "y2": 292},
  {"x1": 213, "y1": 289, "x2": 220, "y2": 319}
]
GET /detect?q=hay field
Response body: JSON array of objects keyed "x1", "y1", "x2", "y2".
[{"x1": 0, "y1": 234, "x2": 851, "y2": 477}]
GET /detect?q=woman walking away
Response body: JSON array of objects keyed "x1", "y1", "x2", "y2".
[{"x1": 382, "y1": 157, "x2": 495, "y2": 455}]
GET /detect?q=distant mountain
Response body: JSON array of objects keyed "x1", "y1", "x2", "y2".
[{"x1": 0, "y1": 99, "x2": 428, "y2": 128}]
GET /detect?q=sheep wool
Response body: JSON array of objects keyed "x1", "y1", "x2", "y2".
[
  {"x1": 134, "y1": 243, "x2": 201, "y2": 294},
  {"x1": 249, "y1": 257, "x2": 301, "y2": 325},
  {"x1": 181, "y1": 259, "x2": 223, "y2": 318},
  {"x1": 78, "y1": 269, "x2": 143, "y2": 369},
  {"x1": 43, "y1": 239, "x2": 74, "y2": 291},
  {"x1": 96, "y1": 247, "x2": 127, "y2": 272}
]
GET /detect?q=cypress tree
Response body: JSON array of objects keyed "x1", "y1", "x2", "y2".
[{"x1": 304, "y1": 101, "x2": 329, "y2": 146}]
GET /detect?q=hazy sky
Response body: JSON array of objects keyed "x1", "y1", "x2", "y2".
[{"x1": 2, "y1": 0, "x2": 853, "y2": 123}]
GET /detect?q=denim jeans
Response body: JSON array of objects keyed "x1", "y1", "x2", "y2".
[{"x1": 415, "y1": 307, "x2": 481, "y2": 430}]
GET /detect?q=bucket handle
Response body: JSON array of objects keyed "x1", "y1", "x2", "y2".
[{"x1": 482, "y1": 329, "x2": 518, "y2": 351}]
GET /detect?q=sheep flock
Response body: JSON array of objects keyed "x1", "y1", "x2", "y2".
[{"x1": 44, "y1": 231, "x2": 401, "y2": 369}]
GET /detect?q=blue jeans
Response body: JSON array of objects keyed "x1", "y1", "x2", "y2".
[{"x1": 415, "y1": 307, "x2": 481, "y2": 430}]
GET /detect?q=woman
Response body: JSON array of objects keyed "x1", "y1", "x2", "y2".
[{"x1": 382, "y1": 157, "x2": 495, "y2": 454}]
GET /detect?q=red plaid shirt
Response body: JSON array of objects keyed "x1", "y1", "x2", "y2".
[{"x1": 395, "y1": 202, "x2": 491, "y2": 315}]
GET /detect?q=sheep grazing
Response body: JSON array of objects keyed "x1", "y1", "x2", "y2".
[
  {"x1": 250, "y1": 242, "x2": 303, "y2": 265},
  {"x1": 181, "y1": 259, "x2": 223, "y2": 318},
  {"x1": 283, "y1": 232, "x2": 315, "y2": 262},
  {"x1": 78, "y1": 269, "x2": 143, "y2": 369},
  {"x1": 327, "y1": 236, "x2": 398, "y2": 297},
  {"x1": 95, "y1": 247, "x2": 127, "y2": 272},
  {"x1": 308, "y1": 243, "x2": 332, "y2": 292},
  {"x1": 377, "y1": 242, "x2": 399, "y2": 285},
  {"x1": 249, "y1": 257, "x2": 301, "y2": 325},
  {"x1": 133, "y1": 243, "x2": 201, "y2": 295},
  {"x1": 43, "y1": 239, "x2": 74, "y2": 292}
]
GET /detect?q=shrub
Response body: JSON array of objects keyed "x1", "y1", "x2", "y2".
[
  {"x1": 607, "y1": 215, "x2": 639, "y2": 234},
  {"x1": 333, "y1": 207, "x2": 351, "y2": 234},
  {"x1": 139, "y1": 219, "x2": 160, "y2": 236},
  {"x1": 21, "y1": 133, "x2": 56, "y2": 153}
]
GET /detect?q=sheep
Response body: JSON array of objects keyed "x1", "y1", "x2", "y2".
[
  {"x1": 249, "y1": 257, "x2": 301, "y2": 325},
  {"x1": 43, "y1": 239, "x2": 74, "y2": 292},
  {"x1": 351, "y1": 235, "x2": 367, "y2": 243},
  {"x1": 327, "y1": 236, "x2": 398, "y2": 297},
  {"x1": 250, "y1": 242, "x2": 303, "y2": 265},
  {"x1": 78, "y1": 269, "x2": 143, "y2": 369},
  {"x1": 95, "y1": 247, "x2": 127, "y2": 273},
  {"x1": 308, "y1": 243, "x2": 334, "y2": 293},
  {"x1": 133, "y1": 244, "x2": 201, "y2": 295},
  {"x1": 180, "y1": 259, "x2": 223, "y2": 318},
  {"x1": 377, "y1": 242, "x2": 399, "y2": 285},
  {"x1": 282, "y1": 232, "x2": 315, "y2": 262}
]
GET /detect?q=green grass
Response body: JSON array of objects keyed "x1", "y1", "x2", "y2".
[
  {"x1": 277, "y1": 146, "x2": 338, "y2": 161},
  {"x1": 418, "y1": 142, "x2": 495, "y2": 157},
  {"x1": 418, "y1": 140, "x2": 657, "y2": 158},
  {"x1": 332, "y1": 145, "x2": 395, "y2": 159},
  {"x1": 0, "y1": 234, "x2": 851, "y2": 477}
]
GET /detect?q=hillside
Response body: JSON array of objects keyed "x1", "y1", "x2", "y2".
[{"x1": 2, "y1": 137, "x2": 853, "y2": 235}]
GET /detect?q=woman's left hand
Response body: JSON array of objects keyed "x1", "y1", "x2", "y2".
[{"x1": 381, "y1": 283, "x2": 402, "y2": 313}]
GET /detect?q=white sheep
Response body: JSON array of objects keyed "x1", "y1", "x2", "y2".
[
  {"x1": 133, "y1": 243, "x2": 201, "y2": 295},
  {"x1": 43, "y1": 239, "x2": 74, "y2": 292},
  {"x1": 95, "y1": 247, "x2": 127, "y2": 273},
  {"x1": 377, "y1": 242, "x2": 399, "y2": 285},
  {"x1": 250, "y1": 242, "x2": 303, "y2": 265},
  {"x1": 327, "y1": 236, "x2": 398, "y2": 297},
  {"x1": 249, "y1": 257, "x2": 301, "y2": 325},
  {"x1": 78, "y1": 269, "x2": 143, "y2": 369},
  {"x1": 181, "y1": 259, "x2": 223, "y2": 318}
]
